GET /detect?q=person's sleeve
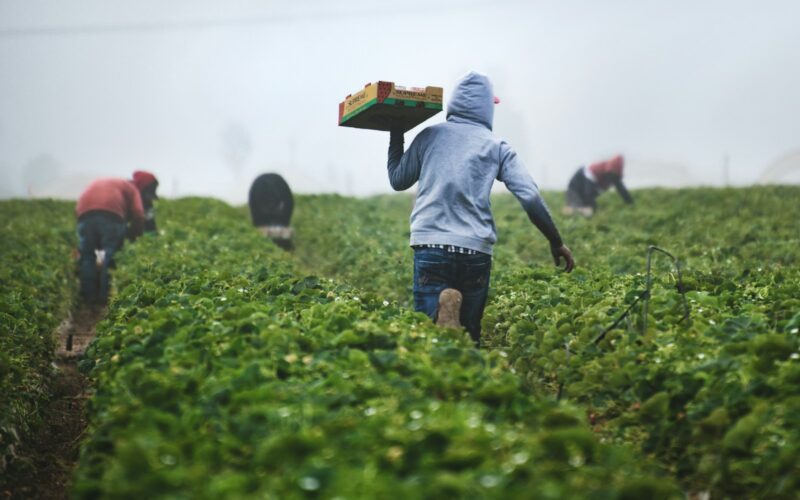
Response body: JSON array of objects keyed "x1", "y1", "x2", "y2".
[
  {"x1": 498, "y1": 142, "x2": 563, "y2": 247},
  {"x1": 387, "y1": 129, "x2": 424, "y2": 191},
  {"x1": 126, "y1": 185, "x2": 145, "y2": 239},
  {"x1": 614, "y1": 178, "x2": 634, "y2": 204}
]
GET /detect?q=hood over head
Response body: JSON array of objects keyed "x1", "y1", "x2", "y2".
[
  {"x1": 589, "y1": 155, "x2": 625, "y2": 176},
  {"x1": 132, "y1": 170, "x2": 159, "y2": 197},
  {"x1": 608, "y1": 155, "x2": 624, "y2": 176},
  {"x1": 447, "y1": 71, "x2": 495, "y2": 130}
]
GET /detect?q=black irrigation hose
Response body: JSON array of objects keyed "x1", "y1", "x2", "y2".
[
  {"x1": 643, "y1": 245, "x2": 691, "y2": 333},
  {"x1": 592, "y1": 290, "x2": 649, "y2": 346},
  {"x1": 556, "y1": 245, "x2": 691, "y2": 402}
]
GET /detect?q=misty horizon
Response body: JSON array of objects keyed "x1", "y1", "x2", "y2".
[{"x1": 2, "y1": 0, "x2": 799, "y2": 203}]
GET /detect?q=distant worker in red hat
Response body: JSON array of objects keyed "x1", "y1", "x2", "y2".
[
  {"x1": 75, "y1": 171, "x2": 159, "y2": 305},
  {"x1": 564, "y1": 155, "x2": 633, "y2": 216}
]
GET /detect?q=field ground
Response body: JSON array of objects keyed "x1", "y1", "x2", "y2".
[
  {"x1": 1, "y1": 186, "x2": 798, "y2": 498},
  {"x1": 3, "y1": 307, "x2": 101, "y2": 499}
]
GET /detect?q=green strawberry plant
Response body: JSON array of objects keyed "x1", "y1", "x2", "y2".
[
  {"x1": 0, "y1": 199, "x2": 76, "y2": 478},
  {"x1": 291, "y1": 186, "x2": 800, "y2": 497},
  {"x1": 74, "y1": 198, "x2": 679, "y2": 498},
  {"x1": 5, "y1": 186, "x2": 797, "y2": 498}
]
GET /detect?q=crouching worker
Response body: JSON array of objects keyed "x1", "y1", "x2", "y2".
[
  {"x1": 133, "y1": 170, "x2": 159, "y2": 233},
  {"x1": 387, "y1": 71, "x2": 574, "y2": 346},
  {"x1": 564, "y1": 154, "x2": 633, "y2": 216},
  {"x1": 75, "y1": 172, "x2": 156, "y2": 306},
  {"x1": 249, "y1": 173, "x2": 294, "y2": 250}
]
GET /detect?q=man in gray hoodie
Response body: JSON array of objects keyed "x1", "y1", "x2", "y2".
[{"x1": 387, "y1": 71, "x2": 574, "y2": 345}]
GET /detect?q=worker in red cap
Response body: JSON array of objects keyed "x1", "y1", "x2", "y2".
[
  {"x1": 75, "y1": 171, "x2": 159, "y2": 305},
  {"x1": 564, "y1": 155, "x2": 633, "y2": 216},
  {"x1": 132, "y1": 170, "x2": 159, "y2": 233}
]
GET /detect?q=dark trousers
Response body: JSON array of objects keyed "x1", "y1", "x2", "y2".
[
  {"x1": 413, "y1": 247, "x2": 492, "y2": 345},
  {"x1": 77, "y1": 211, "x2": 127, "y2": 305}
]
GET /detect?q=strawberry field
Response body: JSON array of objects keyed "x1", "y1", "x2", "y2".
[
  {"x1": 293, "y1": 186, "x2": 800, "y2": 498},
  {"x1": 2, "y1": 186, "x2": 799, "y2": 498}
]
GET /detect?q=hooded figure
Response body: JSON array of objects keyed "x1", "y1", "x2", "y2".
[
  {"x1": 387, "y1": 71, "x2": 574, "y2": 344},
  {"x1": 565, "y1": 155, "x2": 633, "y2": 216},
  {"x1": 132, "y1": 170, "x2": 159, "y2": 233},
  {"x1": 248, "y1": 173, "x2": 294, "y2": 250}
]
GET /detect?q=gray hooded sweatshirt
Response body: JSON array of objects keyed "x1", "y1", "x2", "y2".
[{"x1": 387, "y1": 71, "x2": 562, "y2": 255}]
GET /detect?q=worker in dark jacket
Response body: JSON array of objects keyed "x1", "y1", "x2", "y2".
[
  {"x1": 387, "y1": 71, "x2": 574, "y2": 346},
  {"x1": 564, "y1": 155, "x2": 633, "y2": 216},
  {"x1": 132, "y1": 170, "x2": 159, "y2": 233},
  {"x1": 75, "y1": 171, "x2": 157, "y2": 305},
  {"x1": 248, "y1": 173, "x2": 294, "y2": 250}
]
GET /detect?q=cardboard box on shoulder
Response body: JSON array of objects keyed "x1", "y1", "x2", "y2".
[{"x1": 338, "y1": 81, "x2": 443, "y2": 132}]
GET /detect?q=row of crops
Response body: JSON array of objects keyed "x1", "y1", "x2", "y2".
[
  {"x1": 2, "y1": 187, "x2": 797, "y2": 497},
  {"x1": 292, "y1": 186, "x2": 800, "y2": 497},
  {"x1": 0, "y1": 200, "x2": 76, "y2": 476},
  {"x1": 72, "y1": 198, "x2": 677, "y2": 498}
]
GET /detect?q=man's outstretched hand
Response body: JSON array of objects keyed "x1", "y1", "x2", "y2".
[{"x1": 551, "y1": 244, "x2": 575, "y2": 273}]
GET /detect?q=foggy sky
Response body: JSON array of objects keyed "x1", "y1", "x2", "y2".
[{"x1": 1, "y1": 0, "x2": 799, "y2": 202}]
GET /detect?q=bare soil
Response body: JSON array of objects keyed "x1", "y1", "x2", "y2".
[{"x1": 2, "y1": 306, "x2": 102, "y2": 500}]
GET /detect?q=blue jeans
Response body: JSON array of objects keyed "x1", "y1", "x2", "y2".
[
  {"x1": 77, "y1": 211, "x2": 127, "y2": 305},
  {"x1": 413, "y1": 247, "x2": 492, "y2": 345}
]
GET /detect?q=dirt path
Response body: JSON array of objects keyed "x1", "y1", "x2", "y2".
[{"x1": 3, "y1": 307, "x2": 102, "y2": 500}]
